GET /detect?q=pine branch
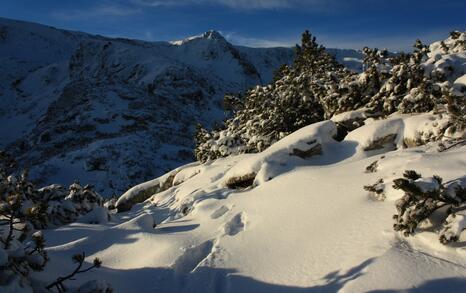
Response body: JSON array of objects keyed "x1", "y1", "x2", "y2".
[{"x1": 46, "y1": 252, "x2": 102, "y2": 290}]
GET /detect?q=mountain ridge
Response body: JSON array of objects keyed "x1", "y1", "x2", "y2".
[{"x1": 0, "y1": 17, "x2": 363, "y2": 196}]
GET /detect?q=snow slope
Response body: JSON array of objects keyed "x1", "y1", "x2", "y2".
[
  {"x1": 0, "y1": 17, "x2": 363, "y2": 197},
  {"x1": 35, "y1": 113, "x2": 466, "y2": 292}
]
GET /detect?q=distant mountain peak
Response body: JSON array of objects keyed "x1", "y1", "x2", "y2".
[
  {"x1": 202, "y1": 30, "x2": 224, "y2": 40},
  {"x1": 170, "y1": 30, "x2": 226, "y2": 45}
]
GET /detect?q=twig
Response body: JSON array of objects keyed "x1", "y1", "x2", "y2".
[
  {"x1": 439, "y1": 139, "x2": 466, "y2": 152},
  {"x1": 46, "y1": 252, "x2": 101, "y2": 291}
]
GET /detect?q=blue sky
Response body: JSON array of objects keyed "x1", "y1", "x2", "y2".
[{"x1": 1, "y1": 0, "x2": 465, "y2": 51}]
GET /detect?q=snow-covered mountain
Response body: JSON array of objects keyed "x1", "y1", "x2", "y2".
[
  {"x1": 0, "y1": 17, "x2": 362, "y2": 197},
  {"x1": 1, "y1": 15, "x2": 465, "y2": 292}
]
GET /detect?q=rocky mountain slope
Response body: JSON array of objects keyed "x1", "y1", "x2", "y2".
[{"x1": 0, "y1": 17, "x2": 362, "y2": 197}]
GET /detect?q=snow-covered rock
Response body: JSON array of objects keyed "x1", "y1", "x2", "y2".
[
  {"x1": 345, "y1": 112, "x2": 450, "y2": 152},
  {"x1": 77, "y1": 207, "x2": 110, "y2": 224},
  {"x1": 222, "y1": 120, "x2": 336, "y2": 187}
]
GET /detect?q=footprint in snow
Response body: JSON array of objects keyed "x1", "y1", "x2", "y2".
[
  {"x1": 211, "y1": 205, "x2": 230, "y2": 219},
  {"x1": 171, "y1": 239, "x2": 215, "y2": 274},
  {"x1": 223, "y1": 212, "x2": 247, "y2": 236}
]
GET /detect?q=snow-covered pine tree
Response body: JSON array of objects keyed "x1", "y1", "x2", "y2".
[
  {"x1": 271, "y1": 64, "x2": 290, "y2": 84},
  {"x1": 195, "y1": 31, "x2": 349, "y2": 162},
  {"x1": 195, "y1": 31, "x2": 466, "y2": 162},
  {"x1": 446, "y1": 90, "x2": 466, "y2": 134},
  {"x1": 365, "y1": 39, "x2": 438, "y2": 114},
  {"x1": 442, "y1": 31, "x2": 466, "y2": 137},
  {"x1": 367, "y1": 32, "x2": 466, "y2": 117}
]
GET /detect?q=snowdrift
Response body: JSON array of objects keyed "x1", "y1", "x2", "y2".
[{"x1": 32, "y1": 112, "x2": 466, "y2": 292}]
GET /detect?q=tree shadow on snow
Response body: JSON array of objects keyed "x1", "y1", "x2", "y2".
[
  {"x1": 155, "y1": 223, "x2": 200, "y2": 234},
  {"x1": 49, "y1": 257, "x2": 376, "y2": 293},
  {"x1": 43, "y1": 223, "x2": 109, "y2": 247},
  {"x1": 368, "y1": 277, "x2": 466, "y2": 293},
  {"x1": 309, "y1": 140, "x2": 359, "y2": 166}
]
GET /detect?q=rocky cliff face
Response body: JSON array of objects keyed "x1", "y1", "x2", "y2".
[{"x1": 0, "y1": 17, "x2": 362, "y2": 196}]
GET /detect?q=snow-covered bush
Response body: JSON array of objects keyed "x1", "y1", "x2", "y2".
[
  {"x1": 364, "y1": 178, "x2": 386, "y2": 201},
  {"x1": 392, "y1": 170, "x2": 466, "y2": 244},
  {"x1": 103, "y1": 196, "x2": 117, "y2": 210},
  {"x1": 34, "y1": 183, "x2": 105, "y2": 228},
  {"x1": 369, "y1": 31, "x2": 466, "y2": 118},
  {"x1": 365, "y1": 160, "x2": 379, "y2": 173},
  {"x1": 0, "y1": 153, "x2": 110, "y2": 291},
  {"x1": 446, "y1": 74, "x2": 466, "y2": 135}
]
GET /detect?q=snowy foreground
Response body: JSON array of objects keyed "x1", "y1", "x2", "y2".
[{"x1": 36, "y1": 113, "x2": 466, "y2": 292}]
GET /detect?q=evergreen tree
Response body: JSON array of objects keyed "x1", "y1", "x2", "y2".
[
  {"x1": 195, "y1": 30, "x2": 350, "y2": 161},
  {"x1": 195, "y1": 31, "x2": 466, "y2": 162}
]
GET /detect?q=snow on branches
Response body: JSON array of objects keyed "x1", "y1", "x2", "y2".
[
  {"x1": 195, "y1": 31, "x2": 354, "y2": 162},
  {"x1": 392, "y1": 170, "x2": 466, "y2": 244},
  {"x1": 195, "y1": 31, "x2": 466, "y2": 162},
  {"x1": 0, "y1": 152, "x2": 110, "y2": 292}
]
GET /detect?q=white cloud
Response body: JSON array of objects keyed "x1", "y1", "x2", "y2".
[
  {"x1": 51, "y1": 0, "x2": 299, "y2": 21},
  {"x1": 134, "y1": 0, "x2": 319, "y2": 10},
  {"x1": 224, "y1": 32, "x2": 297, "y2": 47},
  {"x1": 52, "y1": 4, "x2": 141, "y2": 20},
  {"x1": 223, "y1": 29, "x2": 450, "y2": 51},
  {"x1": 52, "y1": 0, "x2": 333, "y2": 20},
  {"x1": 205, "y1": 0, "x2": 295, "y2": 9}
]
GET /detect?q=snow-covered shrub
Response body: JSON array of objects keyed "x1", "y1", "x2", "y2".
[
  {"x1": 35, "y1": 183, "x2": 105, "y2": 228},
  {"x1": 0, "y1": 153, "x2": 110, "y2": 291},
  {"x1": 364, "y1": 178, "x2": 386, "y2": 201},
  {"x1": 0, "y1": 157, "x2": 48, "y2": 291},
  {"x1": 392, "y1": 170, "x2": 466, "y2": 244},
  {"x1": 446, "y1": 93, "x2": 466, "y2": 135},
  {"x1": 445, "y1": 75, "x2": 466, "y2": 136},
  {"x1": 366, "y1": 39, "x2": 438, "y2": 114},
  {"x1": 0, "y1": 164, "x2": 104, "y2": 230},
  {"x1": 340, "y1": 32, "x2": 465, "y2": 119},
  {"x1": 365, "y1": 160, "x2": 379, "y2": 173},
  {"x1": 0, "y1": 221, "x2": 48, "y2": 291},
  {"x1": 369, "y1": 31, "x2": 466, "y2": 118},
  {"x1": 103, "y1": 196, "x2": 117, "y2": 210}
]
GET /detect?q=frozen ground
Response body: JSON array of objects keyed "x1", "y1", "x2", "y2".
[{"x1": 35, "y1": 113, "x2": 466, "y2": 292}]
